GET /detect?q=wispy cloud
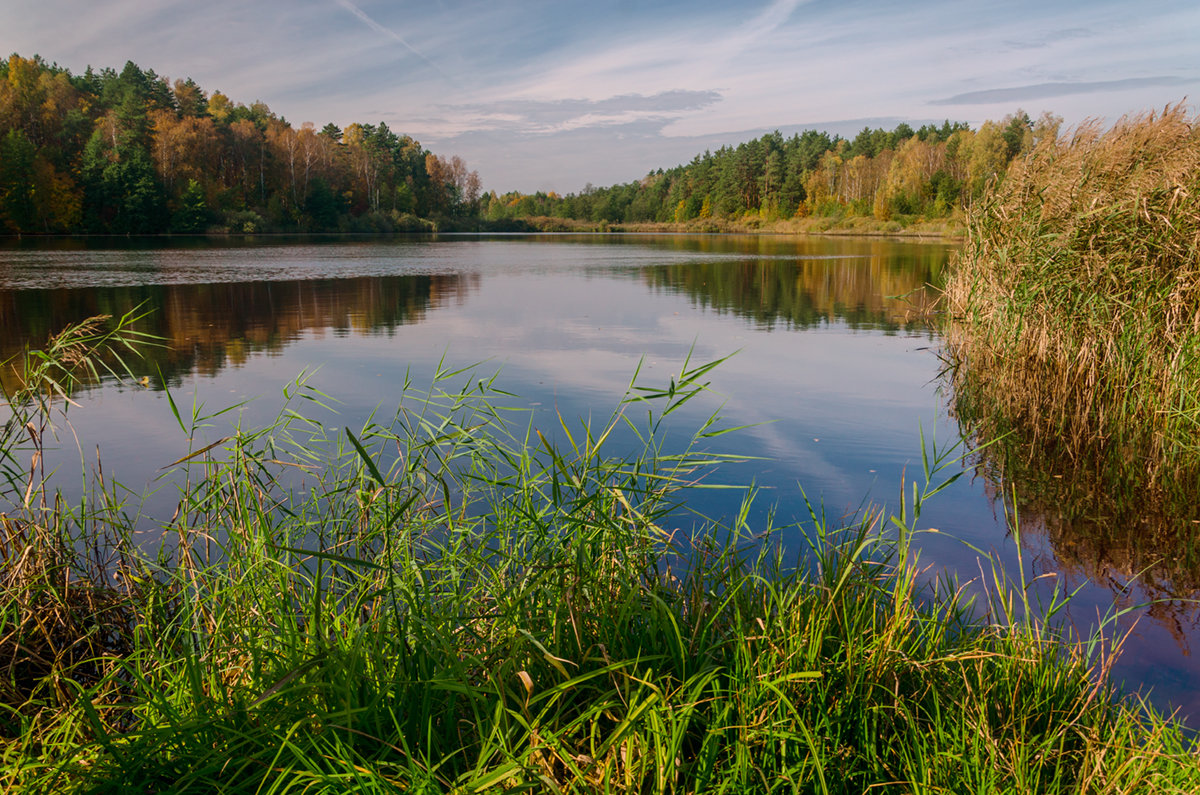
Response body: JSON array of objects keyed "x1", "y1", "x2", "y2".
[
  {"x1": 715, "y1": 0, "x2": 808, "y2": 61},
  {"x1": 495, "y1": 0, "x2": 809, "y2": 107},
  {"x1": 415, "y1": 90, "x2": 724, "y2": 137},
  {"x1": 330, "y1": 0, "x2": 449, "y2": 80},
  {"x1": 1000, "y1": 27, "x2": 1093, "y2": 51},
  {"x1": 932, "y1": 76, "x2": 1194, "y2": 105}
]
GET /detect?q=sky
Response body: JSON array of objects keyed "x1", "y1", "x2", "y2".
[{"x1": 4, "y1": 0, "x2": 1198, "y2": 194}]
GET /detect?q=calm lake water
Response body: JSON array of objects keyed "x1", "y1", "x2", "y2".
[{"x1": 1, "y1": 233, "x2": 1197, "y2": 718}]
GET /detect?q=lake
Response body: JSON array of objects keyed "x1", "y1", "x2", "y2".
[{"x1": 1, "y1": 233, "x2": 1196, "y2": 718}]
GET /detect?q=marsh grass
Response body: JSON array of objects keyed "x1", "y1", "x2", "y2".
[
  {"x1": 2, "y1": 318, "x2": 1200, "y2": 793},
  {"x1": 943, "y1": 103, "x2": 1200, "y2": 502}
]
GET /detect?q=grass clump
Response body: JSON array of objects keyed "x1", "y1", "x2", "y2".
[
  {"x1": 942, "y1": 103, "x2": 1200, "y2": 503},
  {"x1": 2, "y1": 319, "x2": 1200, "y2": 793}
]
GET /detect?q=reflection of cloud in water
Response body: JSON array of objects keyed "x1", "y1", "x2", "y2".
[
  {"x1": 24, "y1": 237, "x2": 1200, "y2": 714},
  {"x1": 1, "y1": 236, "x2": 952, "y2": 519}
]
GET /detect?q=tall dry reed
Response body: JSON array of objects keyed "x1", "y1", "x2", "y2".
[{"x1": 944, "y1": 103, "x2": 1200, "y2": 499}]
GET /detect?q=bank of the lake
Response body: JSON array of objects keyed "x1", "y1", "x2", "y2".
[
  {"x1": 2, "y1": 320, "x2": 1199, "y2": 793},
  {"x1": 3, "y1": 198, "x2": 965, "y2": 240},
  {"x1": 453, "y1": 214, "x2": 964, "y2": 239}
]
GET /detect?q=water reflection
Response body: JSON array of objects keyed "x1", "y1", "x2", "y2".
[
  {"x1": 641, "y1": 248, "x2": 942, "y2": 332},
  {"x1": 951, "y1": 379, "x2": 1200, "y2": 631},
  {"x1": 0, "y1": 275, "x2": 478, "y2": 391},
  {"x1": 3, "y1": 234, "x2": 1200, "y2": 717},
  {"x1": 0, "y1": 235, "x2": 946, "y2": 391},
  {"x1": 943, "y1": 305, "x2": 1200, "y2": 708}
]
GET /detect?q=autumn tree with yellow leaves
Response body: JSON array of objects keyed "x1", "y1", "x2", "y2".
[{"x1": 0, "y1": 53, "x2": 484, "y2": 234}]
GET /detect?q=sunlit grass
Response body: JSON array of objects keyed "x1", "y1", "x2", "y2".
[
  {"x1": 943, "y1": 103, "x2": 1200, "y2": 500},
  {"x1": 942, "y1": 104, "x2": 1200, "y2": 605},
  {"x1": 2, "y1": 317, "x2": 1199, "y2": 793}
]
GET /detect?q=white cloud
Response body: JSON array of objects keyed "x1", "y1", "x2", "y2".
[{"x1": 2, "y1": 0, "x2": 1196, "y2": 191}]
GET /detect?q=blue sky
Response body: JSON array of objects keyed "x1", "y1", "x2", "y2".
[{"x1": 4, "y1": 0, "x2": 1198, "y2": 193}]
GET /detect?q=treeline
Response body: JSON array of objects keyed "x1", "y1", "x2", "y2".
[
  {"x1": 1, "y1": 49, "x2": 1069, "y2": 236},
  {"x1": 483, "y1": 113, "x2": 1062, "y2": 226},
  {"x1": 0, "y1": 54, "x2": 481, "y2": 235}
]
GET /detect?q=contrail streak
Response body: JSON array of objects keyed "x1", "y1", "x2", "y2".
[
  {"x1": 722, "y1": 0, "x2": 807, "y2": 57},
  {"x1": 332, "y1": 0, "x2": 452, "y2": 81}
]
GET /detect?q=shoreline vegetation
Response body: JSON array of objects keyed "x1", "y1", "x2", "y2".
[
  {"x1": 0, "y1": 215, "x2": 962, "y2": 240},
  {"x1": 455, "y1": 214, "x2": 963, "y2": 239},
  {"x1": 5, "y1": 51, "x2": 1041, "y2": 240},
  {"x1": 2, "y1": 321, "x2": 1199, "y2": 792},
  {"x1": 943, "y1": 105, "x2": 1200, "y2": 598}
]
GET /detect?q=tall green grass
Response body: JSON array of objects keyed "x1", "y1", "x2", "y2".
[{"x1": 2, "y1": 317, "x2": 1199, "y2": 793}]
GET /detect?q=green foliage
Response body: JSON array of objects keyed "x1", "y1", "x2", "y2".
[
  {"x1": 0, "y1": 129, "x2": 37, "y2": 231},
  {"x1": 1000, "y1": 109, "x2": 1034, "y2": 160},
  {"x1": 81, "y1": 141, "x2": 164, "y2": 233},
  {"x1": 490, "y1": 119, "x2": 1001, "y2": 229},
  {"x1": 302, "y1": 176, "x2": 342, "y2": 231},
  {"x1": 2, "y1": 322, "x2": 1199, "y2": 792},
  {"x1": 169, "y1": 178, "x2": 209, "y2": 233},
  {"x1": 222, "y1": 209, "x2": 265, "y2": 234},
  {"x1": 0, "y1": 53, "x2": 480, "y2": 235}
]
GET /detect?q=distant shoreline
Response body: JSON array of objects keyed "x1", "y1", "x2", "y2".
[
  {"x1": 0, "y1": 217, "x2": 965, "y2": 243},
  {"x1": 458, "y1": 214, "x2": 965, "y2": 240}
]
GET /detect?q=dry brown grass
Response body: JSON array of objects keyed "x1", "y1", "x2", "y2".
[{"x1": 943, "y1": 103, "x2": 1200, "y2": 498}]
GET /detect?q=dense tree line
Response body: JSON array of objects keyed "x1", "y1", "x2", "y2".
[
  {"x1": 483, "y1": 113, "x2": 1061, "y2": 226},
  {"x1": 0, "y1": 54, "x2": 480, "y2": 234},
  {"x1": 2, "y1": 50, "x2": 1065, "y2": 235}
]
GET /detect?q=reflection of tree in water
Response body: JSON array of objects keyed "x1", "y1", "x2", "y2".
[
  {"x1": 639, "y1": 242, "x2": 947, "y2": 332},
  {"x1": 945, "y1": 347, "x2": 1200, "y2": 641},
  {"x1": 0, "y1": 273, "x2": 478, "y2": 391}
]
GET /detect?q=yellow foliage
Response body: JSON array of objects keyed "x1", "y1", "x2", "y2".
[
  {"x1": 966, "y1": 122, "x2": 1008, "y2": 194},
  {"x1": 32, "y1": 157, "x2": 80, "y2": 231},
  {"x1": 208, "y1": 92, "x2": 233, "y2": 122},
  {"x1": 674, "y1": 199, "x2": 687, "y2": 223},
  {"x1": 872, "y1": 194, "x2": 891, "y2": 222}
]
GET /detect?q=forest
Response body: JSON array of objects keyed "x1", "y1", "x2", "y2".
[
  {"x1": 0, "y1": 51, "x2": 1059, "y2": 235},
  {"x1": 481, "y1": 114, "x2": 1062, "y2": 228},
  {"x1": 0, "y1": 54, "x2": 480, "y2": 235}
]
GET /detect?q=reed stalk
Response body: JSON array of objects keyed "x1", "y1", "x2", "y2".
[
  {"x1": 943, "y1": 104, "x2": 1200, "y2": 501},
  {"x1": 1, "y1": 319, "x2": 1198, "y2": 792}
]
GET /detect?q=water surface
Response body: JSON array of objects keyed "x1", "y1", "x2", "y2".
[{"x1": 1, "y1": 233, "x2": 1196, "y2": 717}]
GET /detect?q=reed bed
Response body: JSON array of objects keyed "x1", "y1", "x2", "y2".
[
  {"x1": 2, "y1": 318, "x2": 1199, "y2": 793},
  {"x1": 943, "y1": 103, "x2": 1200, "y2": 501}
]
